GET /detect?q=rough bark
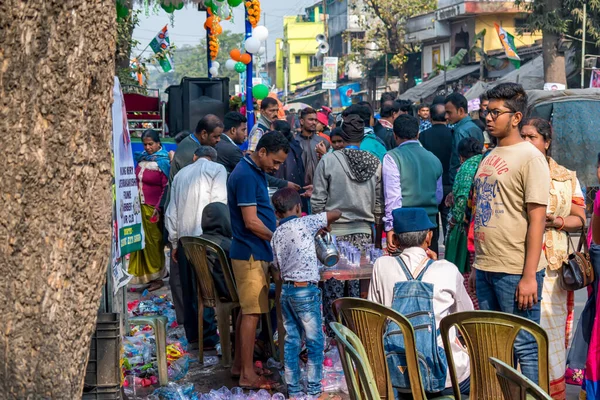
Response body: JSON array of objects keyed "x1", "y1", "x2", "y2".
[
  {"x1": 542, "y1": 0, "x2": 567, "y2": 84},
  {"x1": 0, "y1": 1, "x2": 115, "y2": 398}
]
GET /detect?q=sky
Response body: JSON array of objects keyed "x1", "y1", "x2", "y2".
[{"x1": 132, "y1": 0, "x2": 320, "y2": 64}]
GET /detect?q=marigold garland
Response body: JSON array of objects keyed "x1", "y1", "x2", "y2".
[{"x1": 245, "y1": 0, "x2": 260, "y2": 28}]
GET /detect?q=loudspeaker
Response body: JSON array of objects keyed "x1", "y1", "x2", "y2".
[
  {"x1": 165, "y1": 84, "x2": 183, "y2": 136},
  {"x1": 181, "y1": 77, "x2": 229, "y2": 132}
]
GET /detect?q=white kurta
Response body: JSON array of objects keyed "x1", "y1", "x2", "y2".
[
  {"x1": 165, "y1": 158, "x2": 227, "y2": 249},
  {"x1": 368, "y1": 247, "x2": 473, "y2": 388}
]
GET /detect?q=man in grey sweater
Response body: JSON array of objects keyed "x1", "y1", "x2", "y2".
[
  {"x1": 311, "y1": 113, "x2": 383, "y2": 334},
  {"x1": 311, "y1": 114, "x2": 383, "y2": 236}
]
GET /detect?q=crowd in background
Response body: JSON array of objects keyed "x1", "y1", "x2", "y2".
[{"x1": 125, "y1": 82, "x2": 600, "y2": 400}]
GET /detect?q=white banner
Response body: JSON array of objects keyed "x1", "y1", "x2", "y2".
[
  {"x1": 322, "y1": 57, "x2": 339, "y2": 90},
  {"x1": 112, "y1": 77, "x2": 145, "y2": 259}
]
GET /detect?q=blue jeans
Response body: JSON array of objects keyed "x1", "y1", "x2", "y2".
[
  {"x1": 281, "y1": 284, "x2": 324, "y2": 396},
  {"x1": 475, "y1": 269, "x2": 545, "y2": 384}
]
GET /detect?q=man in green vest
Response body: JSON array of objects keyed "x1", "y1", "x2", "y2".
[{"x1": 383, "y1": 114, "x2": 443, "y2": 254}]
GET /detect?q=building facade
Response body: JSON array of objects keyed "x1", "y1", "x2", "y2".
[
  {"x1": 275, "y1": 4, "x2": 325, "y2": 93},
  {"x1": 405, "y1": 0, "x2": 542, "y2": 77}
]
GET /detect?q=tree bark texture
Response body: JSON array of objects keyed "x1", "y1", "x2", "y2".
[
  {"x1": 542, "y1": 0, "x2": 567, "y2": 84},
  {"x1": 0, "y1": 1, "x2": 115, "y2": 398}
]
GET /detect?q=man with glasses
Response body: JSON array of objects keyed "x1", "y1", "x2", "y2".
[
  {"x1": 469, "y1": 83, "x2": 550, "y2": 385},
  {"x1": 444, "y1": 93, "x2": 484, "y2": 188}
]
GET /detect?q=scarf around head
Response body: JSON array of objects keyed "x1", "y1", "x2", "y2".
[
  {"x1": 135, "y1": 147, "x2": 171, "y2": 178},
  {"x1": 340, "y1": 114, "x2": 365, "y2": 143}
]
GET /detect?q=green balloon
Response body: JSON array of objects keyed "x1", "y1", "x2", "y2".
[
  {"x1": 234, "y1": 62, "x2": 246, "y2": 73},
  {"x1": 174, "y1": 2, "x2": 184, "y2": 10},
  {"x1": 252, "y1": 84, "x2": 269, "y2": 100},
  {"x1": 161, "y1": 3, "x2": 175, "y2": 13},
  {"x1": 227, "y1": 0, "x2": 244, "y2": 7}
]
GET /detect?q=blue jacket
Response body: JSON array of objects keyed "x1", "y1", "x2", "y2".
[{"x1": 449, "y1": 116, "x2": 483, "y2": 185}]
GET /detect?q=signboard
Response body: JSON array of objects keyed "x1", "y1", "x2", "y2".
[
  {"x1": 590, "y1": 69, "x2": 600, "y2": 88},
  {"x1": 322, "y1": 57, "x2": 339, "y2": 90},
  {"x1": 544, "y1": 82, "x2": 566, "y2": 91},
  {"x1": 112, "y1": 77, "x2": 145, "y2": 258}
]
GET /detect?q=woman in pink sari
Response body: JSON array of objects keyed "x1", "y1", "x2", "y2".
[{"x1": 567, "y1": 155, "x2": 600, "y2": 399}]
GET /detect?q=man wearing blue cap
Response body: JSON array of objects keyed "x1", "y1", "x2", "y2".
[{"x1": 368, "y1": 207, "x2": 473, "y2": 398}]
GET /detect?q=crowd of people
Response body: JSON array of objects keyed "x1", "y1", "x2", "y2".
[{"x1": 126, "y1": 82, "x2": 600, "y2": 400}]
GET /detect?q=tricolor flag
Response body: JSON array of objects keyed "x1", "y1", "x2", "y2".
[
  {"x1": 149, "y1": 25, "x2": 174, "y2": 72},
  {"x1": 495, "y1": 23, "x2": 520, "y2": 69}
]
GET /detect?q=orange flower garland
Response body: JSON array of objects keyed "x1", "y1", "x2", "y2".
[
  {"x1": 209, "y1": 34, "x2": 219, "y2": 60},
  {"x1": 245, "y1": 0, "x2": 261, "y2": 28},
  {"x1": 204, "y1": 12, "x2": 222, "y2": 61}
]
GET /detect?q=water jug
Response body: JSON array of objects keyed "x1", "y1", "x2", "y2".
[{"x1": 315, "y1": 232, "x2": 340, "y2": 267}]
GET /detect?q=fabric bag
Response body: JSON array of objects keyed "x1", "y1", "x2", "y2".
[
  {"x1": 444, "y1": 225, "x2": 469, "y2": 274},
  {"x1": 560, "y1": 219, "x2": 594, "y2": 291},
  {"x1": 383, "y1": 257, "x2": 448, "y2": 395}
]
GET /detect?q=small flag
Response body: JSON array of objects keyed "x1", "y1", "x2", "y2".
[
  {"x1": 495, "y1": 23, "x2": 520, "y2": 69},
  {"x1": 149, "y1": 25, "x2": 174, "y2": 72}
]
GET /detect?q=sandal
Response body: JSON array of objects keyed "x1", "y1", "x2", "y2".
[
  {"x1": 148, "y1": 280, "x2": 164, "y2": 292},
  {"x1": 239, "y1": 375, "x2": 279, "y2": 391}
]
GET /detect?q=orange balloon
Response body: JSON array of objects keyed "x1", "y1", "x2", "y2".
[
  {"x1": 230, "y1": 49, "x2": 242, "y2": 62},
  {"x1": 204, "y1": 16, "x2": 214, "y2": 29},
  {"x1": 211, "y1": 23, "x2": 222, "y2": 35},
  {"x1": 240, "y1": 53, "x2": 252, "y2": 65}
]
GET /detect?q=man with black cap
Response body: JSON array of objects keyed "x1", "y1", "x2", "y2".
[
  {"x1": 368, "y1": 207, "x2": 473, "y2": 398},
  {"x1": 311, "y1": 114, "x2": 384, "y2": 333}
]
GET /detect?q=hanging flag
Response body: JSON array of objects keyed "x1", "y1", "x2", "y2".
[
  {"x1": 495, "y1": 23, "x2": 520, "y2": 69},
  {"x1": 149, "y1": 25, "x2": 174, "y2": 72}
]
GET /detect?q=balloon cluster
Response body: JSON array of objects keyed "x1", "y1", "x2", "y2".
[
  {"x1": 160, "y1": 0, "x2": 184, "y2": 13},
  {"x1": 224, "y1": 25, "x2": 268, "y2": 78}
]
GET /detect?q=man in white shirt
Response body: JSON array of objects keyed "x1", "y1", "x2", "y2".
[
  {"x1": 368, "y1": 207, "x2": 473, "y2": 397},
  {"x1": 165, "y1": 145, "x2": 227, "y2": 347}
]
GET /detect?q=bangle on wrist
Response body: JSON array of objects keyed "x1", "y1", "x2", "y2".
[{"x1": 556, "y1": 216, "x2": 565, "y2": 231}]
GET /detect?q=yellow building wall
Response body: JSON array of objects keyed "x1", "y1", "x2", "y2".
[
  {"x1": 474, "y1": 14, "x2": 542, "y2": 56},
  {"x1": 275, "y1": 14, "x2": 325, "y2": 92}
]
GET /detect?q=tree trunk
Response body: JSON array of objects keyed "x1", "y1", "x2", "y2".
[
  {"x1": 542, "y1": 0, "x2": 566, "y2": 84},
  {"x1": 0, "y1": 1, "x2": 115, "y2": 398}
]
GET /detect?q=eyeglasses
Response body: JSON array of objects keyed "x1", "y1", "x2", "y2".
[{"x1": 487, "y1": 109, "x2": 515, "y2": 121}]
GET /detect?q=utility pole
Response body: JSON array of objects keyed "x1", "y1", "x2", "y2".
[
  {"x1": 264, "y1": 12, "x2": 268, "y2": 84},
  {"x1": 479, "y1": 31, "x2": 485, "y2": 81},
  {"x1": 581, "y1": 3, "x2": 587, "y2": 88},
  {"x1": 322, "y1": 0, "x2": 331, "y2": 107}
]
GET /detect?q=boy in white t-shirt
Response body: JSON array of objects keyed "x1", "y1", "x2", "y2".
[{"x1": 270, "y1": 188, "x2": 341, "y2": 399}]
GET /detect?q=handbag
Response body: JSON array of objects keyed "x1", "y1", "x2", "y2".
[{"x1": 559, "y1": 217, "x2": 594, "y2": 291}]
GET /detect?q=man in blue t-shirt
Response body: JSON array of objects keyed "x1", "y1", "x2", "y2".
[{"x1": 227, "y1": 131, "x2": 289, "y2": 389}]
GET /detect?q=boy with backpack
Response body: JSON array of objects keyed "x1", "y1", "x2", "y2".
[
  {"x1": 270, "y1": 188, "x2": 342, "y2": 399},
  {"x1": 368, "y1": 207, "x2": 473, "y2": 398}
]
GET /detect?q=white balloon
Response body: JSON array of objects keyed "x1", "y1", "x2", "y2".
[
  {"x1": 212, "y1": 61, "x2": 220, "y2": 69},
  {"x1": 218, "y1": 5, "x2": 230, "y2": 19},
  {"x1": 253, "y1": 26, "x2": 269, "y2": 41},
  {"x1": 244, "y1": 36, "x2": 261, "y2": 54},
  {"x1": 258, "y1": 46, "x2": 266, "y2": 55},
  {"x1": 209, "y1": 66, "x2": 219, "y2": 76},
  {"x1": 225, "y1": 59, "x2": 237, "y2": 70}
]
